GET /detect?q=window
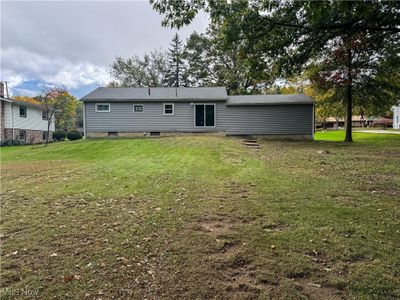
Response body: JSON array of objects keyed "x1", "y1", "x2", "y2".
[
  {"x1": 108, "y1": 132, "x2": 118, "y2": 137},
  {"x1": 163, "y1": 103, "x2": 174, "y2": 115},
  {"x1": 19, "y1": 130, "x2": 26, "y2": 141},
  {"x1": 19, "y1": 106, "x2": 27, "y2": 118},
  {"x1": 42, "y1": 110, "x2": 48, "y2": 120},
  {"x1": 42, "y1": 131, "x2": 47, "y2": 141},
  {"x1": 133, "y1": 104, "x2": 143, "y2": 113},
  {"x1": 95, "y1": 103, "x2": 111, "y2": 112},
  {"x1": 195, "y1": 104, "x2": 215, "y2": 127}
]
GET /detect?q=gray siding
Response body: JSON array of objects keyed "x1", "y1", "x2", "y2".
[
  {"x1": 85, "y1": 102, "x2": 224, "y2": 132},
  {"x1": 85, "y1": 102, "x2": 313, "y2": 135},
  {"x1": 221, "y1": 105, "x2": 313, "y2": 135}
]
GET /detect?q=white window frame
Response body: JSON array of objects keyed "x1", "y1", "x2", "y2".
[
  {"x1": 95, "y1": 103, "x2": 111, "y2": 113},
  {"x1": 133, "y1": 104, "x2": 144, "y2": 113},
  {"x1": 163, "y1": 103, "x2": 174, "y2": 115},
  {"x1": 194, "y1": 103, "x2": 216, "y2": 128}
]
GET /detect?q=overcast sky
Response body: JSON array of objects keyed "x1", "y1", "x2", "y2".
[{"x1": 1, "y1": 0, "x2": 209, "y2": 98}]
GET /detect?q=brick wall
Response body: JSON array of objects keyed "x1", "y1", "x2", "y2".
[{"x1": 4, "y1": 128, "x2": 53, "y2": 144}]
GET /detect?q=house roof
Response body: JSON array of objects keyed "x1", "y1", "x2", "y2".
[
  {"x1": 1, "y1": 96, "x2": 43, "y2": 109},
  {"x1": 0, "y1": 96, "x2": 13, "y2": 103},
  {"x1": 226, "y1": 94, "x2": 314, "y2": 106},
  {"x1": 81, "y1": 87, "x2": 228, "y2": 102}
]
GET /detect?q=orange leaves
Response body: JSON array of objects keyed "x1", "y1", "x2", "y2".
[{"x1": 14, "y1": 96, "x2": 41, "y2": 106}]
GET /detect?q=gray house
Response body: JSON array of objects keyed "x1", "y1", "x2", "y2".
[{"x1": 81, "y1": 87, "x2": 314, "y2": 139}]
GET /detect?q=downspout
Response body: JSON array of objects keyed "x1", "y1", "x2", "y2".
[
  {"x1": 11, "y1": 103, "x2": 14, "y2": 140},
  {"x1": 83, "y1": 102, "x2": 87, "y2": 138},
  {"x1": 312, "y1": 104, "x2": 315, "y2": 139}
]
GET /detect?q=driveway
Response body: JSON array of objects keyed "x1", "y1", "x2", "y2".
[{"x1": 356, "y1": 130, "x2": 400, "y2": 134}]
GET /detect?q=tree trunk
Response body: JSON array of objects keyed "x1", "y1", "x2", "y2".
[
  {"x1": 344, "y1": 48, "x2": 353, "y2": 142},
  {"x1": 45, "y1": 118, "x2": 51, "y2": 147}
]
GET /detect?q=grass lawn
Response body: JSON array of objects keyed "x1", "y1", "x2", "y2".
[{"x1": 1, "y1": 132, "x2": 399, "y2": 299}]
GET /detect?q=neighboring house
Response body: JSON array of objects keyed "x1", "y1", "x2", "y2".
[
  {"x1": 0, "y1": 83, "x2": 55, "y2": 144},
  {"x1": 318, "y1": 115, "x2": 373, "y2": 129},
  {"x1": 81, "y1": 87, "x2": 315, "y2": 139},
  {"x1": 392, "y1": 104, "x2": 400, "y2": 129}
]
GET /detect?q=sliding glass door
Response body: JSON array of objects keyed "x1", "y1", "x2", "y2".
[{"x1": 195, "y1": 104, "x2": 215, "y2": 127}]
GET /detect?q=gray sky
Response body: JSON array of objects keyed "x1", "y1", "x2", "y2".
[{"x1": 0, "y1": 0, "x2": 209, "y2": 96}]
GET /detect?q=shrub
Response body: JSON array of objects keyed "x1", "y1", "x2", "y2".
[
  {"x1": 372, "y1": 118, "x2": 392, "y2": 128},
  {"x1": 53, "y1": 129, "x2": 67, "y2": 141},
  {"x1": 66, "y1": 129, "x2": 83, "y2": 141},
  {"x1": 0, "y1": 139, "x2": 26, "y2": 147}
]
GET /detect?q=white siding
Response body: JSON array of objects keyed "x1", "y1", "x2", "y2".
[
  {"x1": 4, "y1": 102, "x2": 12, "y2": 128},
  {"x1": 5, "y1": 103, "x2": 55, "y2": 131},
  {"x1": 393, "y1": 105, "x2": 400, "y2": 129}
]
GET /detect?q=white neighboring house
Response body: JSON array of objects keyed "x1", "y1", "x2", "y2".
[
  {"x1": 0, "y1": 85, "x2": 55, "y2": 144},
  {"x1": 392, "y1": 104, "x2": 400, "y2": 129}
]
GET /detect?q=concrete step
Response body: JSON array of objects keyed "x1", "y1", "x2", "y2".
[{"x1": 243, "y1": 139, "x2": 258, "y2": 143}]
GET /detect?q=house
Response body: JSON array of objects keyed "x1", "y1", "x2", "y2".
[
  {"x1": 80, "y1": 87, "x2": 315, "y2": 139},
  {"x1": 317, "y1": 115, "x2": 373, "y2": 130},
  {"x1": 0, "y1": 83, "x2": 55, "y2": 144},
  {"x1": 392, "y1": 104, "x2": 400, "y2": 129}
]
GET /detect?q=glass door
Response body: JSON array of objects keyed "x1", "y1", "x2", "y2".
[
  {"x1": 195, "y1": 104, "x2": 205, "y2": 126},
  {"x1": 195, "y1": 104, "x2": 215, "y2": 127}
]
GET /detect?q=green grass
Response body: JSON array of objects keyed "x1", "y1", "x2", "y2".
[
  {"x1": 315, "y1": 130, "x2": 400, "y2": 142},
  {"x1": 1, "y1": 133, "x2": 399, "y2": 299}
]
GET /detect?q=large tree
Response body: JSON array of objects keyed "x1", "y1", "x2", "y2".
[
  {"x1": 151, "y1": 0, "x2": 400, "y2": 142},
  {"x1": 184, "y1": 27, "x2": 272, "y2": 94},
  {"x1": 164, "y1": 33, "x2": 185, "y2": 87},
  {"x1": 110, "y1": 49, "x2": 168, "y2": 87}
]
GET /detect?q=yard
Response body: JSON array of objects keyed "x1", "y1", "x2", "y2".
[{"x1": 1, "y1": 132, "x2": 399, "y2": 299}]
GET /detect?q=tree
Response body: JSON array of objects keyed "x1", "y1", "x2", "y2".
[
  {"x1": 184, "y1": 28, "x2": 272, "y2": 94},
  {"x1": 164, "y1": 33, "x2": 185, "y2": 87},
  {"x1": 36, "y1": 86, "x2": 72, "y2": 146},
  {"x1": 110, "y1": 50, "x2": 168, "y2": 87},
  {"x1": 53, "y1": 93, "x2": 79, "y2": 131},
  {"x1": 151, "y1": 0, "x2": 400, "y2": 142}
]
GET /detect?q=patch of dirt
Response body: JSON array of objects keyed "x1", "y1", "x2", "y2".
[
  {"x1": 192, "y1": 214, "x2": 272, "y2": 298},
  {"x1": 295, "y1": 278, "x2": 345, "y2": 300},
  {"x1": 193, "y1": 215, "x2": 256, "y2": 238},
  {"x1": 224, "y1": 181, "x2": 258, "y2": 200}
]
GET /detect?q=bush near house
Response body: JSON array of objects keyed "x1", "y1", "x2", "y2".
[
  {"x1": 53, "y1": 129, "x2": 67, "y2": 141},
  {"x1": 0, "y1": 139, "x2": 26, "y2": 147},
  {"x1": 372, "y1": 118, "x2": 393, "y2": 128},
  {"x1": 66, "y1": 129, "x2": 82, "y2": 141}
]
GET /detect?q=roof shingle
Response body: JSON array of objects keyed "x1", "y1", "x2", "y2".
[{"x1": 81, "y1": 87, "x2": 228, "y2": 101}]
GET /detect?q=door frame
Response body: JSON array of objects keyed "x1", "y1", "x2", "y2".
[{"x1": 193, "y1": 103, "x2": 216, "y2": 128}]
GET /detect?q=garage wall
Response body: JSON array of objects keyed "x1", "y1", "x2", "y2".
[{"x1": 219, "y1": 104, "x2": 314, "y2": 136}]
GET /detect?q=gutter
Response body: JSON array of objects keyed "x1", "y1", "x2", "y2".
[
  {"x1": 80, "y1": 98, "x2": 228, "y2": 102},
  {"x1": 225, "y1": 102, "x2": 315, "y2": 106}
]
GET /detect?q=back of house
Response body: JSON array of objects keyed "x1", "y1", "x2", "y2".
[{"x1": 81, "y1": 87, "x2": 314, "y2": 139}]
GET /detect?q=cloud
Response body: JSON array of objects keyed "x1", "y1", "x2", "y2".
[
  {"x1": 1, "y1": 1, "x2": 208, "y2": 97},
  {"x1": 2, "y1": 47, "x2": 110, "y2": 95}
]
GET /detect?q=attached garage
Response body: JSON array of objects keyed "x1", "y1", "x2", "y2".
[{"x1": 222, "y1": 94, "x2": 314, "y2": 138}]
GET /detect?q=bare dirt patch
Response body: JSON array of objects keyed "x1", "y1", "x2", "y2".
[{"x1": 295, "y1": 278, "x2": 345, "y2": 300}]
